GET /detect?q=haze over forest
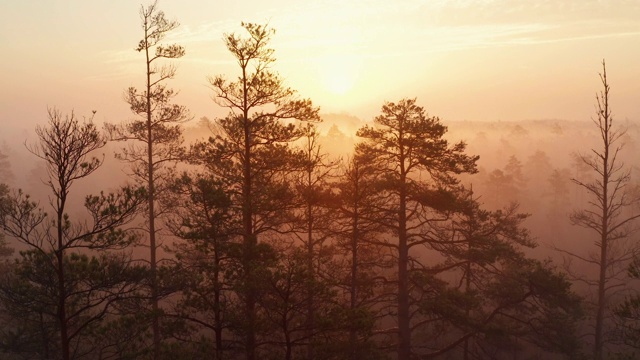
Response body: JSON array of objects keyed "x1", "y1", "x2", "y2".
[
  {"x1": 2, "y1": 0, "x2": 640, "y2": 129},
  {"x1": 1, "y1": 1, "x2": 640, "y2": 360}
]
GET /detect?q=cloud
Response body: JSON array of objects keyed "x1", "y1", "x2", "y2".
[
  {"x1": 165, "y1": 19, "x2": 238, "y2": 44},
  {"x1": 93, "y1": 0, "x2": 640, "y2": 80},
  {"x1": 270, "y1": 0, "x2": 640, "y2": 60}
]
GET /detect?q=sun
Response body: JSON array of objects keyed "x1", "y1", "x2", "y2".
[
  {"x1": 318, "y1": 55, "x2": 360, "y2": 96},
  {"x1": 325, "y1": 65, "x2": 355, "y2": 95}
]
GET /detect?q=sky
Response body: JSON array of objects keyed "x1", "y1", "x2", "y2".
[{"x1": 1, "y1": 0, "x2": 639, "y2": 137}]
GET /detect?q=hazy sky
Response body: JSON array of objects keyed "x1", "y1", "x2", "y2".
[{"x1": 1, "y1": 0, "x2": 639, "y2": 135}]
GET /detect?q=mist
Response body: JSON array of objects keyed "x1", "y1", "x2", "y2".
[{"x1": 1, "y1": 2, "x2": 640, "y2": 359}]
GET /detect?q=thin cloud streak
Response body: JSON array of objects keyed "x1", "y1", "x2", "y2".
[
  {"x1": 165, "y1": 19, "x2": 239, "y2": 44},
  {"x1": 278, "y1": 17, "x2": 638, "y2": 61},
  {"x1": 95, "y1": 0, "x2": 640, "y2": 76},
  {"x1": 504, "y1": 31, "x2": 640, "y2": 46}
]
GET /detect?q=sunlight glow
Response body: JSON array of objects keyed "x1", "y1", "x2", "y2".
[{"x1": 317, "y1": 55, "x2": 361, "y2": 96}]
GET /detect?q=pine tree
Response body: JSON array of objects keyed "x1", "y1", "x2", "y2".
[
  {"x1": 165, "y1": 172, "x2": 236, "y2": 358},
  {"x1": 0, "y1": 109, "x2": 145, "y2": 360},
  {"x1": 429, "y1": 191, "x2": 582, "y2": 358},
  {"x1": 293, "y1": 124, "x2": 339, "y2": 358},
  {"x1": 195, "y1": 22, "x2": 319, "y2": 360},
  {"x1": 355, "y1": 98, "x2": 478, "y2": 358},
  {"x1": 106, "y1": 2, "x2": 188, "y2": 357},
  {"x1": 333, "y1": 155, "x2": 391, "y2": 359},
  {"x1": 0, "y1": 148, "x2": 14, "y2": 186}
]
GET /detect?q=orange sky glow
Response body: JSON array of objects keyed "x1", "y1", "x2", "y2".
[{"x1": 1, "y1": 0, "x2": 639, "y2": 136}]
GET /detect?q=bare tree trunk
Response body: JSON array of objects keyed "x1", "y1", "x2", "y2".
[
  {"x1": 594, "y1": 213, "x2": 608, "y2": 360},
  {"x1": 285, "y1": 321, "x2": 292, "y2": 360},
  {"x1": 148, "y1": 144, "x2": 160, "y2": 360},
  {"x1": 57, "y1": 194, "x2": 70, "y2": 360},
  {"x1": 463, "y1": 259, "x2": 471, "y2": 360},
  {"x1": 214, "y1": 246, "x2": 223, "y2": 360},
  {"x1": 243, "y1": 174, "x2": 256, "y2": 360},
  {"x1": 398, "y1": 172, "x2": 411, "y2": 360},
  {"x1": 57, "y1": 252, "x2": 69, "y2": 360},
  {"x1": 350, "y1": 206, "x2": 359, "y2": 360},
  {"x1": 40, "y1": 312, "x2": 51, "y2": 359},
  {"x1": 398, "y1": 236, "x2": 410, "y2": 359},
  {"x1": 306, "y1": 201, "x2": 315, "y2": 360},
  {"x1": 144, "y1": 25, "x2": 161, "y2": 358},
  {"x1": 242, "y1": 63, "x2": 256, "y2": 360},
  {"x1": 593, "y1": 63, "x2": 611, "y2": 360}
]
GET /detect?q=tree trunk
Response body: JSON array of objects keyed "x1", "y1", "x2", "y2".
[
  {"x1": 350, "y1": 204, "x2": 359, "y2": 360},
  {"x1": 148, "y1": 126, "x2": 160, "y2": 360},
  {"x1": 397, "y1": 124, "x2": 411, "y2": 359},
  {"x1": 214, "y1": 243, "x2": 223, "y2": 360},
  {"x1": 57, "y1": 196, "x2": 70, "y2": 360},
  {"x1": 306, "y1": 199, "x2": 315, "y2": 360},
  {"x1": 40, "y1": 312, "x2": 51, "y2": 359},
  {"x1": 594, "y1": 116, "x2": 610, "y2": 360},
  {"x1": 398, "y1": 177, "x2": 411, "y2": 359},
  {"x1": 57, "y1": 252, "x2": 70, "y2": 360},
  {"x1": 463, "y1": 259, "x2": 471, "y2": 360},
  {"x1": 593, "y1": 65, "x2": 611, "y2": 360},
  {"x1": 398, "y1": 234, "x2": 410, "y2": 359},
  {"x1": 594, "y1": 234, "x2": 607, "y2": 360},
  {"x1": 284, "y1": 318, "x2": 292, "y2": 360},
  {"x1": 145, "y1": 29, "x2": 161, "y2": 359},
  {"x1": 243, "y1": 195, "x2": 256, "y2": 360},
  {"x1": 242, "y1": 63, "x2": 256, "y2": 360}
]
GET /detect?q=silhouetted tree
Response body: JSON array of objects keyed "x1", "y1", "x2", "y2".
[
  {"x1": 355, "y1": 98, "x2": 478, "y2": 358},
  {"x1": 259, "y1": 246, "x2": 312, "y2": 360},
  {"x1": 0, "y1": 109, "x2": 145, "y2": 360},
  {"x1": 292, "y1": 124, "x2": 340, "y2": 358},
  {"x1": 428, "y1": 191, "x2": 583, "y2": 359},
  {"x1": 0, "y1": 184, "x2": 12, "y2": 258},
  {"x1": 0, "y1": 148, "x2": 14, "y2": 186},
  {"x1": 615, "y1": 257, "x2": 640, "y2": 355},
  {"x1": 196, "y1": 22, "x2": 319, "y2": 360},
  {"x1": 165, "y1": 172, "x2": 236, "y2": 359},
  {"x1": 559, "y1": 60, "x2": 640, "y2": 360},
  {"x1": 485, "y1": 169, "x2": 515, "y2": 207},
  {"x1": 333, "y1": 155, "x2": 391, "y2": 359},
  {"x1": 524, "y1": 150, "x2": 553, "y2": 196},
  {"x1": 546, "y1": 168, "x2": 571, "y2": 214},
  {"x1": 106, "y1": 2, "x2": 188, "y2": 357}
]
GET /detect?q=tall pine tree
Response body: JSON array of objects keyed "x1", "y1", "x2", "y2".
[
  {"x1": 106, "y1": 2, "x2": 188, "y2": 357},
  {"x1": 356, "y1": 98, "x2": 478, "y2": 358},
  {"x1": 195, "y1": 22, "x2": 319, "y2": 360}
]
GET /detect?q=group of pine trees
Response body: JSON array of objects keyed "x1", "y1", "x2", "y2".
[{"x1": 1, "y1": 3, "x2": 639, "y2": 360}]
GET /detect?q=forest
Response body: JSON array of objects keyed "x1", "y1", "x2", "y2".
[{"x1": 1, "y1": 3, "x2": 640, "y2": 360}]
